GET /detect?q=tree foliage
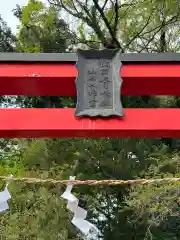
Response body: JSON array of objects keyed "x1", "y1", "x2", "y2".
[
  {"x1": 16, "y1": 0, "x2": 73, "y2": 53},
  {"x1": 0, "y1": 15, "x2": 16, "y2": 52},
  {"x1": 1, "y1": 0, "x2": 180, "y2": 239},
  {"x1": 14, "y1": 0, "x2": 75, "y2": 108}
]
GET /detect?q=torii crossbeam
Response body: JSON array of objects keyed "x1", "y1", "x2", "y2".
[{"x1": 0, "y1": 52, "x2": 180, "y2": 138}]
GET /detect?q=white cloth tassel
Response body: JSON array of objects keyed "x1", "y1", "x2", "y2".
[
  {"x1": 61, "y1": 176, "x2": 99, "y2": 235},
  {"x1": 0, "y1": 175, "x2": 13, "y2": 213},
  {"x1": 0, "y1": 201, "x2": 9, "y2": 212},
  {"x1": 72, "y1": 218, "x2": 99, "y2": 235},
  {"x1": 67, "y1": 199, "x2": 79, "y2": 212},
  {"x1": 61, "y1": 176, "x2": 78, "y2": 202},
  {"x1": 0, "y1": 186, "x2": 11, "y2": 201},
  {"x1": 72, "y1": 206, "x2": 99, "y2": 235}
]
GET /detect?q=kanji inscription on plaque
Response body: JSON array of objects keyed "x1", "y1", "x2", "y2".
[{"x1": 75, "y1": 49, "x2": 123, "y2": 117}]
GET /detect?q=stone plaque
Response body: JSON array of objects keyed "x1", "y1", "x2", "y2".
[{"x1": 75, "y1": 49, "x2": 124, "y2": 117}]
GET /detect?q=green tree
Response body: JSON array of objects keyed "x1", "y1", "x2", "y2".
[
  {"x1": 0, "y1": 15, "x2": 16, "y2": 52},
  {"x1": 16, "y1": 0, "x2": 73, "y2": 53},
  {"x1": 0, "y1": 15, "x2": 16, "y2": 106},
  {"x1": 0, "y1": 139, "x2": 82, "y2": 240},
  {"x1": 2, "y1": 0, "x2": 180, "y2": 239},
  {"x1": 14, "y1": 0, "x2": 75, "y2": 108}
]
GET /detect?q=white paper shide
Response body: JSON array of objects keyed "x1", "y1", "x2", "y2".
[
  {"x1": 0, "y1": 176, "x2": 12, "y2": 212},
  {"x1": 61, "y1": 176, "x2": 99, "y2": 235}
]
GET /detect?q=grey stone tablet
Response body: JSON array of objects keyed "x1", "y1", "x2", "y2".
[{"x1": 75, "y1": 49, "x2": 124, "y2": 117}]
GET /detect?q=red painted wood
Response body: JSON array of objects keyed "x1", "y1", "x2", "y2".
[
  {"x1": 0, "y1": 108, "x2": 179, "y2": 138},
  {"x1": 0, "y1": 63, "x2": 180, "y2": 95}
]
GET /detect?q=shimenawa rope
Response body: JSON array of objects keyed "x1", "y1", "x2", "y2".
[{"x1": 0, "y1": 176, "x2": 179, "y2": 186}]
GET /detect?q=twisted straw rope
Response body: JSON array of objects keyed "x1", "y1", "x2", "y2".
[{"x1": 0, "y1": 176, "x2": 180, "y2": 186}]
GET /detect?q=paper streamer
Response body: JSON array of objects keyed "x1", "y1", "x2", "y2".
[
  {"x1": 61, "y1": 176, "x2": 99, "y2": 235},
  {"x1": 0, "y1": 175, "x2": 13, "y2": 212}
]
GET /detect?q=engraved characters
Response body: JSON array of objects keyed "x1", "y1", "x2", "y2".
[{"x1": 99, "y1": 60, "x2": 112, "y2": 108}]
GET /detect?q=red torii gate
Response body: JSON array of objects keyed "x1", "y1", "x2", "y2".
[{"x1": 0, "y1": 52, "x2": 180, "y2": 138}]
